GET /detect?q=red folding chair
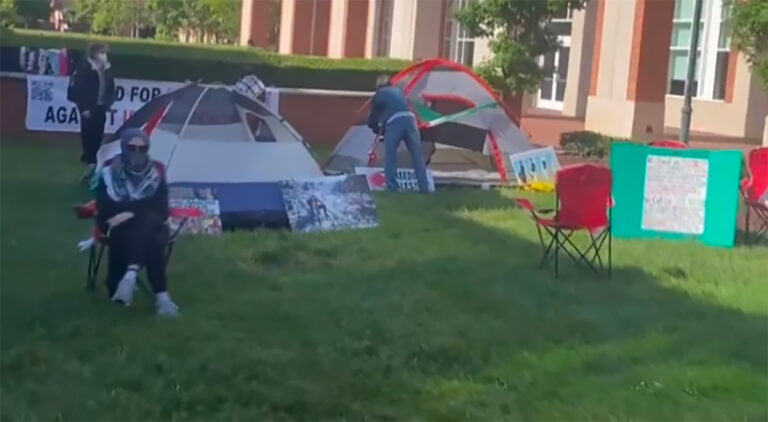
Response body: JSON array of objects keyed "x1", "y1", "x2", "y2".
[
  {"x1": 515, "y1": 164, "x2": 613, "y2": 278},
  {"x1": 740, "y1": 147, "x2": 768, "y2": 241},
  {"x1": 73, "y1": 200, "x2": 203, "y2": 292},
  {"x1": 649, "y1": 140, "x2": 688, "y2": 149}
]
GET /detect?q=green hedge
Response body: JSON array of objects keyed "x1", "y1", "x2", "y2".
[
  {"x1": 560, "y1": 131, "x2": 635, "y2": 158},
  {"x1": 0, "y1": 29, "x2": 411, "y2": 90}
]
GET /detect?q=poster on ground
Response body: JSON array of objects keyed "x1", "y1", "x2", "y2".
[
  {"x1": 168, "y1": 186, "x2": 222, "y2": 235},
  {"x1": 610, "y1": 143, "x2": 742, "y2": 248},
  {"x1": 509, "y1": 147, "x2": 560, "y2": 185},
  {"x1": 280, "y1": 175, "x2": 379, "y2": 233},
  {"x1": 25, "y1": 75, "x2": 281, "y2": 134},
  {"x1": 354, "y1": 167, "x2": 435, "y2": 192}
]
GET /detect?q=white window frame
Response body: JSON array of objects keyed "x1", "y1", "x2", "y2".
[
  {"x1": 668, "y1": 0, "x2": 731, "y2": 101},
  {"x1": 551, "y1": 7, "x2": 573, "y2": 21},
  {"x1": 537, "y1": 9, "x2": 573, "y2": 110},
  {"x1": 538, "y1": 36, "x2": 571, "y2": 110},
  {"x1": 444, "y1": 0, "x2": 475, "y2": 67}
]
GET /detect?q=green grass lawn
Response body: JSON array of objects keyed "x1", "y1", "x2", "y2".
[{"x1": 2, "y1": 142, "x2": 767, "y2": 421}]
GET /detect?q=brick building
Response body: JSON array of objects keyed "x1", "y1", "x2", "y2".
[{"x1": 241, "y1": 0, "x2": 767, "y2": 143}]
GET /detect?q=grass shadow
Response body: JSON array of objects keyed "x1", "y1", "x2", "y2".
[{"x1": 1, "y1": 143, "x2": 767, "y2": 420}]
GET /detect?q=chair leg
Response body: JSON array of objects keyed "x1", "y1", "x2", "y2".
[
  {"x1": 538, "y1": 230, "x2": 557, "y2": 268},
  {"x1": 554, "y1": 229, "x2": 559, "y2": 279},
  {"x1": 86, "y1": 244, "x2": 106, "y2": 292},
  {"x1": 562, "y1": 233, "x2": 601, "y2": 274},
  {"x1": 165, "y1": 242, "x2": 175, "y2": 264},
  {"x1": 94, "y1": 244, "x2": 105, "y2": 282},
  {"x1": 86, "y1": 245, "x2": 96, "y2": 291},
  {"x1": 745, "y1": 206, "x2": 751, "y2": 242},
  {"x1": 608, "y1": 228, "x2": 612, "y2": 279},
  {"x1": 588, "y1": 232, "x2": 605, "y2": 272}
]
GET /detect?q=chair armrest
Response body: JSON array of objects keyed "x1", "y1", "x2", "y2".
[
  {"x1": 514, "y1": 198, "x2": 554, "y2": 214},
  {"x1": 73, "y1": 200, "x2": 97, "y2": 219},
  {"x1": 514, "y1": 198, "x2": 536, "y2": 212},
  {"x1": 169, "y1": 207, "x2": 204, "y2": 218}
]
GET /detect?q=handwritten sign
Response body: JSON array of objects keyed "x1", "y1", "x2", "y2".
[{"x1": 642, "y1": 156, "x2": 709, "y2": 235}]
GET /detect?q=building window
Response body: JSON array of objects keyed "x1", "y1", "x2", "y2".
[
  {"x1": 375, "y1": 0, "x2": 393, "y2": 57},
  {"x1": 537, "y1": 8, "x2": 573, "y2": 110},
  {"x1": 443, "y1": 0, "x2": 474, "y2": 67},
  {"x1": 668, "y1": 0, "x2": 731, "y2": 100},
  {"x1": 547, "y1": 7, "x2": 573, "y2": 35}
]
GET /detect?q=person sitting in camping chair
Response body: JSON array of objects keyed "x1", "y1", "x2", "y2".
[{"x1": 95, "y1": 128, "x2": 179, "y2": 317}]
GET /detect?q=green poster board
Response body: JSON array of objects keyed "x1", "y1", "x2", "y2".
[{"x1": 610, "y1": 143, "x2": 742, "y2": 248}]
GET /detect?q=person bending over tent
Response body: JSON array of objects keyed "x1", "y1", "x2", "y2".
[
  {"x1": 95, "y1": 129, "x2": 179, "y2": 318},
  {"x1": 367, "y1": 75, "x2": 429, "y2": 192}
]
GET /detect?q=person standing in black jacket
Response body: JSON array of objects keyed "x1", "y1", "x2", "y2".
[
  {"x1": 67, "y1": 43, "x2": 116, "y2": 173},
  {"x1": 96, "y1": 128, "x2": 178, "y2": 318}
]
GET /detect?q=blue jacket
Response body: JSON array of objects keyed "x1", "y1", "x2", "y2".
[{"x1": 367, "y1": 84, "x2": 410, "y2": 133}]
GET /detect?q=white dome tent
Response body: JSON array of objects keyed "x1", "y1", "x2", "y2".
[{"x1": 96, "y1": 83, "x2": 322, "y2": 227}]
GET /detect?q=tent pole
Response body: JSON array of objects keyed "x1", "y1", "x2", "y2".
[{"x1": 178, "y1": 86, "x2": 208, "y2": 140}]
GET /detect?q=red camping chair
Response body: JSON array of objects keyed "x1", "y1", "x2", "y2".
[
  {"x1": 515, "y1": 164, "x2": 613, "y2": 278},
  {"x1": 73, "y1": 201, "x2": 203, "y2": 292},
  {"x1": 649, "y1": 140, "x2": 688, "y2": 149},
  {"x1": 740, "y1": 147, "x2": 768, "y2": 240}
]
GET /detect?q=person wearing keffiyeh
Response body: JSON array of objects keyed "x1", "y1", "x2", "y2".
[{"x1": 95, "y1": 128, "x2": 178, "y2": 317}]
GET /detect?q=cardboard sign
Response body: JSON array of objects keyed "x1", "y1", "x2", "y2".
[
  {"x1": 354, "y1": 167, "x2": 435, "y2": 192},
  {"x1": 280, "y1": 175, "x2": 379, "y2": 233},
  {"x1": 610, "y1": 143, "x2": 742, "y2": 248},
  {"x1": 509, "y1": 147, "x2": 560, "y2": 185}
]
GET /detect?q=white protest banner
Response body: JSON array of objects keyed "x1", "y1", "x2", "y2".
[
  {"x1": 354, "y1": 167, "x2": 435, "y2": 192},
  {"x1": 26, "y1": 75, "x2": 182, "y2": 134}
]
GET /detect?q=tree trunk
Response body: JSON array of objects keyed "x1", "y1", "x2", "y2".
[{"x1": 501, "y1": 94, "x2": 524, "y2": 126}]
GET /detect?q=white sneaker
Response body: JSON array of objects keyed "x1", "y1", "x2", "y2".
[
  {"x1": 155, "y1": 292, "x2": 179, "y2": 318},
  {"x1": 111, "y1": 270, "x2": 137, "y2": 306}
]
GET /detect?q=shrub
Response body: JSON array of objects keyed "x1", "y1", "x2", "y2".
[
  {"x1": 560, "y1": 131, "x2": 633, "y2": 158},
  {"x1": 0, "y1": 28, "x2": 411, "y2": 89}
]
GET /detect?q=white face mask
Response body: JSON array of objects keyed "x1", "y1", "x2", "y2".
[{"x1": 96, "y1": 52, "x2": 108, "y2": 63}]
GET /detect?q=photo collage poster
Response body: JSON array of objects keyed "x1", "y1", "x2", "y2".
[
  {"x1": 279, "y1": 175, "x2": 379, "y2": 233},
  {"x1": 168, "y1": 186, "x2": 222, "y2": 235}
]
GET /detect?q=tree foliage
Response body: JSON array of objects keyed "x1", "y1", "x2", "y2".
[
  {"x1": 73, "y1": 0, "x2": 240, "y2": 43},
  {"x1": 147, "y1": 0, "x2": 186, "y2": 40},
  {"x1": 4, "y1": 0, "x2": 49, "y2": 27},
  {"x1": 72, "y1": 0, "x2": 148, "y2": 36},
  {"x1": 729, "y1": 0, "x2": 768, "y2": 90},
  {"x1": 456, "y1": 0, "x2": 588, "y2": 97},
  {"x1": 0, "y1": 0, "x2": 21, "y2": 28}
]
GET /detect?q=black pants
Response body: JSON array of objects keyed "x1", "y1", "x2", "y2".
[
  {"x1": 80, "y1": 106, "x2": 107, "y2": 164},
  {"x1": 105, "y1": 215, "x2": 169, "y2": 297}
]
